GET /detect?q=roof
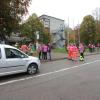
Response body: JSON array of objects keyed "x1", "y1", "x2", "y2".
[
  {"x1": 0, "y1": 44, "x2": 15, "y2": 49},
  {"x1": 39, "y1": 14, "x2": 64, "y2": 21}
]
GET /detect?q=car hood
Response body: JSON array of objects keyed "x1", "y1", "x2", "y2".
[{"x1": 29, "y1": 56, "x2": 39, "y2": 60}]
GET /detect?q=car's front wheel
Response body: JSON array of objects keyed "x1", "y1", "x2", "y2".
[{"x1": 27, "y1": 63, "x2": 38, "y2": 75}]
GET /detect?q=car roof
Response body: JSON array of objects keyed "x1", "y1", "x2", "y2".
[{"x1": 0, "y1": 44, "x2": 16, "y2": 49}]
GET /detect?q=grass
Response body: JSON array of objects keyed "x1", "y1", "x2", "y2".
[
  {"x1": 52, "y1": 47, "x2": 90, "y2": 53},
  {"x1": 52, "y1": 48, "x2": 67, "y2": 53}
]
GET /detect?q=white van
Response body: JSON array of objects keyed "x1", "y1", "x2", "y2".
[{"x1": 0, "y1": 44, "x2": 40, "y2": 76}]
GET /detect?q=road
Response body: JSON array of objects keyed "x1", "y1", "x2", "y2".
[{"x1": 0, "y1": 54, "x2": 100, "y2": 100}]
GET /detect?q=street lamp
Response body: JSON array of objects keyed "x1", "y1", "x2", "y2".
[
  {"x1": 35, "y1": 31, "x2": 39, "y2": 40},
  {"x1": 77, "y1": 23, "x2": 80, "y2": 44}
]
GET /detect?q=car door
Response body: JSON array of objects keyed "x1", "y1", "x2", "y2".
[
  {"x1": 0, "y1": 48, "x2": 3, "y2": 69},
  {"x1": 0, "y1": 47, "x2": 5, "y2": 75},
  {"x1": 3, "y1": 47, "x2": 29, "y2": 74}
]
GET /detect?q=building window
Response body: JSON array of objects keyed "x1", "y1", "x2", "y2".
[{"x1": 44, "y1": 18, "x2": 50, "y2": 28}]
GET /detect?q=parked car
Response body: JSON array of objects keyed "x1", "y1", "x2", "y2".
[{"x1": 0, "y1": 44, "x2": 40, "y2": 76}]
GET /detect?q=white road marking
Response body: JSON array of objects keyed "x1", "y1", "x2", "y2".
[{"x1": 0, "y1": 60, "x2": 100, "y2": 86}]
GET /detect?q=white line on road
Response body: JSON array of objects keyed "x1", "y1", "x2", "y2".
[{"x1": 0, "y1": 60, "x2": 100, "y2": 86}]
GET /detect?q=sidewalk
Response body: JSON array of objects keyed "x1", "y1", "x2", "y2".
[{"x1": 47, "y1": 51, "x2": 100, "y2": 61}]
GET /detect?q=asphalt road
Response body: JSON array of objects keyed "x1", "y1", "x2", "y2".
[{"x1": 0, "y1": 54, "x2": 100, "y2": 100}]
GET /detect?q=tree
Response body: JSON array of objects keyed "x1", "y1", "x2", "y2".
[
  {"x1": 80, "y1": 15, "x2": 96, "y2": 45},
  {"x1": 42, "y1": 28, "x2": 51, "y2": 44},
  {"x1": 95, "y1": 21, "x2": 100, "y2": 43},
  {"x1": 20, "y1": 13, "x2": 51, "y2": 43},
  {"x1": 92, "y1": 8, "x2": 100, "y2": 43},
  {"x1": 64, "y1": 27, "x2": 75, "y2": 44},
  {"x1": 0, "y1": 0, "x2": 31, "y2": 41},
  {"x1": 21, "y1": 14, "x2": 43, "y2": 40},
  {"x1": 74, "y1": 25, "x2": 80, "y2": 45}
]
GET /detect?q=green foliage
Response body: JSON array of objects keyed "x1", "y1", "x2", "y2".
[
  {"x1": 64, "y1": 27, "x2": 75, "y2": 45},
  {"x1": 52, "y1": 48, "x2": 67, "y2": 53},
  {"x1": 20, "y1": 13, "x2": 43, "y2": 41},
  {"x1": 41, "y1": 31, "x2": 51, "y2": 44},
  {"x1": 20, "y1": 13, "x2": 51, "y2": 43},
  {"x1": 0, "y1": 0, "x2": 31, "y2": 40},
  {"x1": 80, "y1": 15, "x2": 96, "y2": 45},
  {"x1": 95, "y1": 20, "x2": 100, "y2": 43}
]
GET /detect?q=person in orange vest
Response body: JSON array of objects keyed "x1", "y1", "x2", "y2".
[
  {"x1": 67, "y1": 44, "x2": 70, "y2": 59},
  {"x1": 72, "y1": 44, "x2": 78, "y2": 61},
  {"x1": 67, "y1": 44, "x2": 73, "y2": 60}
]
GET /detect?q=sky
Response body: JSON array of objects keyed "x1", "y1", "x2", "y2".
[{"x1": 26, "y1": 0, "x2": 100, "y2": 28}]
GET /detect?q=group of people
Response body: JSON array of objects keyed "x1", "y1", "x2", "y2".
[
  {"x1": 88, "y1": 43, "x2": 95, "y2": 53},
  {"x1": 67, "y1": 43, "x2": 85, "y2": 61},
  {"x1": 15, "y1": 42, "x2": 52, "y2": 61},
  {"x1": 15, "y1": 41, "x2": 85, "y2": 61},
  {"x1": 37, "y1": 43, "x2": 51, "y2": 60}
]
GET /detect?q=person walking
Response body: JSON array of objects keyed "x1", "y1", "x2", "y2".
[
  {"x1": 47, "y1": 42, "x2": 52, "y2": 60},
  {"x1": 79, "y1": 43, "x2": 85, "y2": 61}
]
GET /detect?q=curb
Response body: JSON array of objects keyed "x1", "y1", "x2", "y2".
[{"x1": 41, "y1": 52, "x2": 100, "y2": 63}]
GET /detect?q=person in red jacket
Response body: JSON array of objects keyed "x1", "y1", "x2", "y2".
[{"x1": 20, "y1": 44, "x2": 29, "y2": 54}]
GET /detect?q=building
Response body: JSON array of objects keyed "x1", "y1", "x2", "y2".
[{"x1": 39, "y1": 14, "x2": 65, "y2": 48}]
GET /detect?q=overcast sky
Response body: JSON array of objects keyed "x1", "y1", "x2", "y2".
[{"x1": 27, "y1": 0, "x2": 100, "y2": 28}]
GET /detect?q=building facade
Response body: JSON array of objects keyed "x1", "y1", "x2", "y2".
[{"x1": 39, "y1": 15, "x2": 65, "y2": 48}]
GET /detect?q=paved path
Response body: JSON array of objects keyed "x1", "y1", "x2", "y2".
[{"x1": 48, "y1": 50, "x2": 100, "y2": 61}]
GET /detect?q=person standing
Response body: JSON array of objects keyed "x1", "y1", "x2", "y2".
[
  {"x1": 47, "y1": 43, "x2": 52, "y2": 60},
  {"x1": 14, "y1": 42, "x2": 19, "y2": 49},
  {"x1": 42, "y1": 44, "x2": 48, "y2": 60},
  {"x1": 67, "y1": 44, "x2": 72, "y2": 60},
  {"x1": 28, "y1": 42, "x2": 35, "y2": 56},
  {"x1": 72, "y1": 44, "x2": 78, "y2": 61},
  {"x1": 20, "y1": 43, "x2": 29, "y2": 54},
  {"x1": 79, "y1": 43, "x2": 85, "y2": 61},
  {"x1": 38, "y1": 43, "x2": 42, "y2": 60}
]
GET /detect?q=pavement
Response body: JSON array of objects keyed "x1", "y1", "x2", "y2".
[
  {"x1": 45, "y1": 50, "x2": 100, "y2": 62},
  {"x1": 1, "y1": 54, "x2": 100, "y2": 100}
]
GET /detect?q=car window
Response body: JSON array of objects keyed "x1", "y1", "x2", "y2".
[
  {"x1": 5, "y1": 48, "x2": 28, "y2": 59},
  {"x1": 0, "y1": 49, "x2": 1, "y2": 59}
]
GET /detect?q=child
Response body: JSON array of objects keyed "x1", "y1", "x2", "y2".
[{"x1": 79, "y1": 43, "x2": 85, "y2": 61}]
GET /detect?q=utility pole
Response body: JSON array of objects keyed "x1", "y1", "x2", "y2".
[
  {"x1": 67, "y1": 17, "x2": 69, "y2": 45},
  {"x1": 73, "y1": 19, "x2": 76, "y2": 43},
  {"x1": 77, "y1": 21, "x2": 80, "y2": 44}
]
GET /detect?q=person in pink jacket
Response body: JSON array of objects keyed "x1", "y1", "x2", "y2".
[
  {"x1": 67, "y1": 44, "x2": 73, "y2": 60},
  {"x1": 42, "y1": 44, "x2": 48, "y2": 60}
]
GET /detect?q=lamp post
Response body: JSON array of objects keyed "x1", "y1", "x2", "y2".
[
  {"x1": 35, "y1": 31, "x2": 39, "y2": 40},
  {"x1": 77, "y1": 21, "x2": 80, "y2": 44},
  {"x1": 67, "y1": 17, "x2": 69, "y2": 45}
]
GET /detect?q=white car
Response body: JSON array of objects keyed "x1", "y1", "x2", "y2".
[{"x1": 0, "y1": 44, "x2": 40, "y2": 76}]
